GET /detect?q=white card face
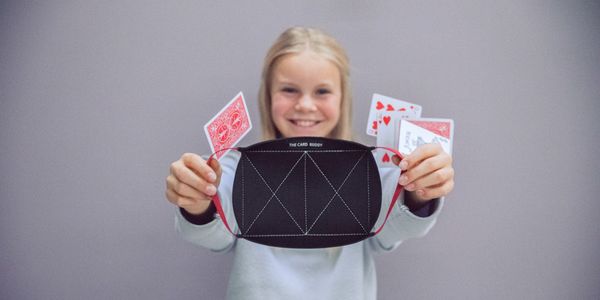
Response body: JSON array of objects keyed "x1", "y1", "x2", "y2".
[
  {"x1": 398, "y1": 118, "x2": 454, "y2": 156},
  {"x1": 366, "y1": 93, "x2": 422, "y2": 137}
]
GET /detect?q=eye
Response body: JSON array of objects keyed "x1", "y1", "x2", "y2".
[
  {"x1": 282, "y1": 87, "x2": 298, "y2": 94},
  {"x1": 316, "y1": 88, "x2": 331, "y2": 95}
]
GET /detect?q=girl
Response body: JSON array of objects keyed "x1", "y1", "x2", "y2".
[{"x1": 166, "y1": 26, "x2": 454, "y2": 299}]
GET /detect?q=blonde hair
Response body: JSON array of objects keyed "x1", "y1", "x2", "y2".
[{"x1": 258, "y1": 26, "x2": 353, "y2": 140}]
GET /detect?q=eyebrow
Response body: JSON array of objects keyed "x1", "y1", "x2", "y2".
[{"x1": 273, "y1": 78, "x2": 336, "y2": 89}]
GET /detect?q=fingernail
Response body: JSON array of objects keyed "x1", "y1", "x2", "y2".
[
  {"x1": 206, "y1": 185, "x2": 216, "y2": 195},
  {"x1": 406, "y1": 184, "x2": 415, "y2": 191},
  {"x1": 416, "y1": 189, "x2": 425, "y2": 197},
  {"x1": 399, "y1": 160, "x2": 408, "y2": 170},
  {"x1": 208, "y1": 172, "x2": 216, "y2": 182},
  {"x1": 399, "y1": 175, "x2": 408, "y2": 185}
]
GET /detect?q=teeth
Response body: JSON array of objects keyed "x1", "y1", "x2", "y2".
[{"x1": 294, "y1": 120, "x2": 318, "y2": 127}]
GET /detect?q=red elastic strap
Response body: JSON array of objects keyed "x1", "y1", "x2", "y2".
[
  {"x1": 207, "y1": 148, "x2": 238, "y2": 236},
  {"x1": 208, "y1": 146, "x2": 406, "y2": 237},
  {"x1": 371, "y1": 147, "x2": 405, "y2": 235}
]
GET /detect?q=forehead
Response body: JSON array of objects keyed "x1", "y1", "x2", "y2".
[{"x1": 271, "y1": 51, "x2": 340, "y2": 85}]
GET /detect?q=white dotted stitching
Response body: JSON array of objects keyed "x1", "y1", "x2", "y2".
[
  {"x1": 305, "y1": 152, "x2": 368, "y2": 233},
  {"x1": 241, "y1": 156, "x2": 245, "y2": 231},
  {"x1": 367, "y1": 156, "x2": 370, "y2": 227},
  {"x1": 245, "y1": 150, "x2": 364, "y2": 153},
  {"x1": 304, "y1": 152, "x2": 307, "y2": 233},
  {"x1": 243, "y1": 153, "x2": 306, "y2": 235},
  {"x1": 242, "y1": 233, "x2": 369, "y2": 237}
]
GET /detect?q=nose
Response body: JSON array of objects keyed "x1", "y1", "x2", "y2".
[{"x1": 295, "y1": 95, "x2": 317, "y2": 112}]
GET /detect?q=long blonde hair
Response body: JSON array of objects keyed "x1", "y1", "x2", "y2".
[{"x1": 258, "y1": 27, "x2": 353, "y2": 140}]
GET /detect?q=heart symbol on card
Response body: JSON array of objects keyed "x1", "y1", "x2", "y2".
[
  {"x1": 376, "y1": 101, "x2": 384, "y2": 110},
  {"x1": 382, "y1": 153, "x2": 390, "y2": 162},
  {"x1": 372, "y1": 121, "x2": 378, "y2": 130},
  {"x1": 383, "y1": 116, "x2": 391, "y2": 125},
  {"x1": 386, "y1": 104, "x2": 395, "y2": 111},
  {"x1": 398, "y1": 107, "x2": 406, "y2": 112}
]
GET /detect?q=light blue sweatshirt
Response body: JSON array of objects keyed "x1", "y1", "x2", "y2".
[{"x1": 175, "y1": 151, "x2": 443, "y2": 300}]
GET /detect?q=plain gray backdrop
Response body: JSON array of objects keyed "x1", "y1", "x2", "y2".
[{"x1": 1, "y1": 1, "x2": 599, "y2": 299}]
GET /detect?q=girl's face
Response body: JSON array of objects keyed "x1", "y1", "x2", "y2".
[{"x1": 270, "y1": 51, "x2": 342, "y2": 138}]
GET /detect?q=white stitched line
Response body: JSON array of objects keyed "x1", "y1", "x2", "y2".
[
  {"x1": 242, "y1": 233, "x2": 369, "y2": 237},
  {"x1": 246, "y1": 150, "x2": 364, "y2": 153},
  {"x1": 306, "y1": 152, "x2": 367, "y2": 232},
  {"x1": 367, "y1": 156, "x2": 370, "y2": 227},
  {"x1": 304, "y1": 152, "x2": 364, "y2": 233},
  {"x1": 306, "y1": 152, "x2": 368, "y2": 233},
  {"x1": 243, "y1": 153, "x2": 306, "y2": 235},
  {"x1": 304, "y1": 152, "x2": 307, "y2": 233},
  {"x1": 244, "y1": 154, "x2": 305, "y2": 234},
  {"x1": 242, "y1": 157, "x2": 245, "y2": 231}
]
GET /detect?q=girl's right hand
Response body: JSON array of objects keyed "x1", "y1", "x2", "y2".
[{"x1": 165, "y1": 153, "x2": 222, "y2": 215}]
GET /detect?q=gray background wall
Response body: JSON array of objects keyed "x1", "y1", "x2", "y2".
[{"x1": 1, "y1": 1, "x2": 599, "y2": 299}]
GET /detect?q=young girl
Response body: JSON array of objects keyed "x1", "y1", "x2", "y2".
[{"x1": 166, "y1": 26, "x2": 454, "y2": 299}]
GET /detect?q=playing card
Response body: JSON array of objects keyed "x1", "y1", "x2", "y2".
[
  {"x1": 204, "y1": 92, "x2": 252, "y2": 160},
  {"x1": 376, "y1": 111, "x2": 415, "y2": 167},
  {"x1": 366, "y1": 93, "x2": 422, "y2": 136},
  {"x1": 398, "y1": 118, "x2": 454, "y2": 156}
]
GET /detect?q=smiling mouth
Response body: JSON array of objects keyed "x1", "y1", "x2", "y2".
[{"x1": 290, "y1": 119, "x2": 321, "y2": 127}]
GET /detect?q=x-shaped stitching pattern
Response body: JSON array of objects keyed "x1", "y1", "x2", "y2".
[
  {"x1": 241, "y1": 150, "x2": 369, "y2": 236},
  {"x1": 243, "y1": 153, "x2": 306, "y2": 235}
]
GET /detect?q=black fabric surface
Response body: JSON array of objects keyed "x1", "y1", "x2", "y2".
[{"x1": 232, "y1": 137, "x2": 382, "y2": 248}]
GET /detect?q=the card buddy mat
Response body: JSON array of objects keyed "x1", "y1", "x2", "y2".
[
  {"x1": 203, "y1": 92, "x2": 453, "y2": 248},
  {"x1": 207, "y1": 137, "x2": 405, "y2": 248}
]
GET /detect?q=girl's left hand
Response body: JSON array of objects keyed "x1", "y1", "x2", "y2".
[{"x1": 393, "y1": 143, "x2": 454, "y2": 204}]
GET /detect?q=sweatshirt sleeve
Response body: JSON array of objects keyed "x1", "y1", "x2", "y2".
[
  {"x1": 174, "y1": 152, "x2": 241, "y2": 253},
  {"x1": 366, "y1": 166, "x2": 444, "y2": 254}
]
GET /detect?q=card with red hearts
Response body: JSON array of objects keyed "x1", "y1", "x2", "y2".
[
  {"x1": 366, "y1": 93, "x2": 422, "y2": 137},
  {"x1": 375, "y1": 111, "x2": 419, "y2": 167},
  {"x1": 204, "y1": 92, "x2": 252, "y2": 160}
]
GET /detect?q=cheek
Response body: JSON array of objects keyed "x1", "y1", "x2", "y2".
[
  {"x1": 322, "y1": 97, "x2": 342, "y2": 122},
  {"x1": 270, "y1": 97, "x2": 289, "y2": 121}
]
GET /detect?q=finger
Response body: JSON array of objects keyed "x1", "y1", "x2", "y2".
[
  {"x1": 170, "y1": 161, "x2": 208, "y2": 192},
  {"x1": 404, "y1": 167, "x2": 454, "y2": 192},
  {"x1": 399, "y1": 143, "x2": 444, "y2": 171},
  {"x1": 414, "y1": 179, "x2": 454, "y2": 200},
  {"x1": 181, "y1": 153, "x2": 218, "y2": 183},
  {"x1": 167, "y1": 165, "x2": 217, "y2": 198},
  {"x1": 172, "y1": 155, "x2": 220, "y2": 194},
  {"x1": 166, "y1": 175, "x2": 207, "y2": 200},
  {"x1": 399, "y1": 153, "x2": 451, "y2": 186},
  {"x1": 165, "y1": 188, "x2": 198, "y2": 207},
  {"x1": 208, "y1": 158, "x2": 222, "y2": 186}
]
